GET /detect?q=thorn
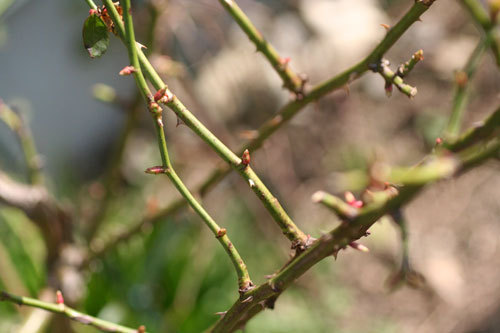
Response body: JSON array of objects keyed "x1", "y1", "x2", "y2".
[
  {"x1": 238, "y1": 130, "x2": 258, "y2": 140},
  {"x1": 435, "y1": 137, "x2": 442, "y2": 145},
  {"x1": 215, "y1": 311, "x2": 227, "y2": 318},
  {"x1": 145, "y1": 166, "x2": 166, "y2": 174},
  {"x1": 349, "y1": 242, "x2": 370, "y2": 253},
  {"x1": 135, "y1": 41, "x2": 147, "y2": 50},
  {"x1": 332, "y1": 250, "x2": 339, "y2": 260},
  {"x1": 119, "y1": 65, "x2": 137, "y2": 76},
  {"x1": 216, "y1": 228, "x2": 227, "y2": 238},
  {"x1": 342, "y1": 84, "x2": 350, "y2": 96},
  {"x1": 248, "y1": 179, "x2": 255, "y2": 188},
  {"x1": 264, "y1": 274, "x2": 275, "y2": 279},
  {"x1": 241, "y1": 149, "x2": 251, "y2": 166},
  {"x1": 56, "y1": 290, "x2": 64, "y2": 306},
  {"x1": 241, "y1": 296, "x2": 253, "y2": 303},
  {"x1": 385, "y1": 81, "x2": 393, "y2": 98},
  {"x1": 137, "y1": 325, "x2": 146, "y2": 333},
  {"x1": 176, "y1": 116, "x2": 184, "y2": 127},
  {"x1": 380, "y1": 23, "x2": 390, "y2": 31},
  {"x1": 156, "y1": 116, "x2": 164, "y2": 128},
  {"x1": 89, "y1": 9, "x2": 98, "y2": 15}
]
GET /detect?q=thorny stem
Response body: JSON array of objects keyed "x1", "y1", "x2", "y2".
[
  {"x1": 460, "y1": 0, "x2": 500, "y2": 66},
  {"x1": 444, "y1": 35, "x2": 490, "y2": 140},
  {"x1": 86, "y1": 2, "x2": 160, "y2": 242},
  {"x1": 444, "y1": 106, "x2": 500, "y2": 152},
  {"x1": 211, "y1": 147, "x2": 499, "y2": 332},
  {"x1": 218, "y1": 0, "x2": 304, "y2": 95},
  {"x1": 101, "y1": 0, "x2": 253, "y2": 290},
  {"x1": 0, "y1": 291, "x2": 141, "y2": 333},
  {"x1": 0, "y1": 101, "x2": 44, "y2": 185},
  {"x1": 84, "y1": 0, "x2": 435, "y2": 257},
  {"x1": 93, "y1": 0, "x2": 309, "y2": 247}
]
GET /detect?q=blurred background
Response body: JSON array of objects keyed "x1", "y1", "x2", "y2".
[{"x1": 1, "y1": 0, "x2": 500, "y2": 332}]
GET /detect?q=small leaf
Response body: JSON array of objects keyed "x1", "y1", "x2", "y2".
[{"x1": 82, "y1": 14, "x2": 109, "y2": 58}]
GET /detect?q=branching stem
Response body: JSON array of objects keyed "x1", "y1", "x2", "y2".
[
  {"x1": 0, "y1": 291, "x2": 141, "y2": 333},
  {"x1": 99, "y1": 0, "x2": 253, "y2": 290},
  {"x1": 218, "y1": 0, "x2": 304, "y2": 95},
  {"x1": 84, "y1": 0, "x2": 434, "y2": 257}
]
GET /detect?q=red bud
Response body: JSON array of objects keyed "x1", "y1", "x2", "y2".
[
  {"x1": 119, "y1": 66, "x2": 137, "y2": 76},
  {"x1": 145, "y1": 166, "x2": 166, "y2": 174},
  {"x1": 56, "y1": 290, "x2": 64, "y2": 305},
  {"x1": 241, "y1": 149, "x2": 250, "y2": 166}
]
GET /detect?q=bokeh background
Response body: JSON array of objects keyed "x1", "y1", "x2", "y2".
[{"x1": 1, "y1": 0, "x2": 500, "y2": 332}]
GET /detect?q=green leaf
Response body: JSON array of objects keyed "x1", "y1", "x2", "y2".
[{"x1": 82, "y1": 14, "x2": 109, "y2": 58}]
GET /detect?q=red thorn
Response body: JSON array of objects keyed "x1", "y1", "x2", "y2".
[
  {"x1": 119, "y1": 66, "x2": 137, "y2": 76},
  {"x1": 435, "y1": 137, "x2": 442, "y2": 145},
  {"x1": 385, "y1": 81, "x2": 393, "y2": 98},
  {"x1": 280, "y1": 57, "x2": 291, "y2": 67},
  {"x1": 145, "y1": 166, "x2": 166, "y2": 174},
  {"x1": 241, "y1": 149, "x2": 250, "y2": 166},
  {"x1": 380, "y1": 23, "x2": 390, "y2": 30},
  {"x1": 89, "y1": 9, "x2": 98, "y2": 16},
  {"x1": 56, "y1": 290, "x2": 64, "y2": 305}
]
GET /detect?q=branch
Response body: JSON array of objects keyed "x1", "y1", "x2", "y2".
[
  {"x1": 0, "y1": 99, "x2": 44, "y2": 185},
  {"x1": 377, "y1": 60, "x2": 418, "y2": 98},
  {"x1": 0, "y1": 291, "x2": 143, "y2": 333},
  {"x1": 444, "y1": 34, "x2": 490, "y2": 140},
  {"x1": 444, "y1": 105, "x2": 500, "y2": 152},
  {"x1": 89, "y1": 0, "x2": 309, "y2": 248},
  {"x1": 211, "y1": 147, "x2": 499, "y2": 332},
  {"x1": 218, "y1": 0, "x2": 305, "y2": 95},
  {"x1": 0, "y1": 172, "x2": 71, "y2": 268},
  {"x1": 83, "y1": 0, "x2": 436, "y2": 258},
  {"x1": 460, "y1": 0, "x2": 500, "y2": 66},
  {"x1": 100, "y1": 0, "x2": 253, "y2": 290}
]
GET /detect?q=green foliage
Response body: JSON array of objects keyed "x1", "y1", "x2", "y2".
[{"x1": 82, "y1": 14, "x2": 109, "y2": 58}]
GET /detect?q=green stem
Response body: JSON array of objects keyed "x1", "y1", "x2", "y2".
[
  {"x1": 0, "y1": 100, "x2": 44, "y2": 185},
  {"x1": 444, "y1": 106, "x2": 500, "y2": 152},
  {"x1": 311, "y1": 191, "x2": 359, "y2": 221},
  {"x1": 218, "y1": 0, "x2": 304, "y2": 95},
  {"x1": 211, "y1": 143, "x2": 496, "y2": 332},
  {"x1": 84, "y1": 0, "x2": 97, "y2": 11},
  {"x1": 83, "y1": 0, "x2": 434, "y2": 256},
  {"x1": 98, "y1": 0, "x2": 308, "y2": 247},
  {"x1": 101, "y1": 0, "x2": 252, "y2": 290},
  {"x1": 445, "y1": 35, "x2": 490, "y2": 140},
  {"x1": 378, "y1": 62, "x2": 418, "y2": 98},
  {"x1": 460, "y1": 0, "x2": 500, "y2": 66},
  {"x1": 0, "y1": 291, "x2": 140, "y2": 333}
]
